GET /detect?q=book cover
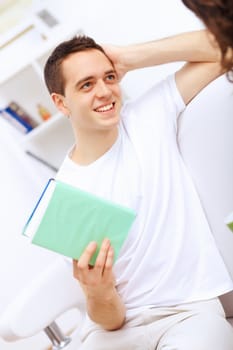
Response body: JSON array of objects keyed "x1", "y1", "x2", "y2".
[
  {"x1": 23, "y1": 179, "x2": 136, "y2": 265},
  {"x1": 225, "y1": 211, "x2": 233, "y2": 232},
  {"x1": 0, "y1": 108, "x2": 28, "y2": 133},
  {"x1": 4, "y1": 106, "x2": 33, "y2": 133},
  {"x1": 9, "y1": 101, "x2": 39, "y2": 129}
]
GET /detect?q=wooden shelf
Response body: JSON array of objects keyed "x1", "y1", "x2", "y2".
[{"x1": 0, "y1": 20, "x2": 80, "y2": 168}]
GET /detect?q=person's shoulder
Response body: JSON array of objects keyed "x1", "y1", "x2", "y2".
[
  {"x1": 124, "y1": 75, "x2": 175, "y2": 112},
  {"x1": 55, "y1": 150, "x2": 74, "y2": 180}
]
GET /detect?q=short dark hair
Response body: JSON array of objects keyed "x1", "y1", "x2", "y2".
[
  {"x1": 44, "y1": 35, "x2": 106, "y2": 95},
  {"x1": 182, "y1": 0, "x2": 233, "y2": 80}
]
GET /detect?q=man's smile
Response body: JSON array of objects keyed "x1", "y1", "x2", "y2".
[{"x1": 94, "y1": 102, "x2": 115, "y2": 112}]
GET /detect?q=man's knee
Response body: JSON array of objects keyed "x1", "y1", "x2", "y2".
[
  {"x1": 157, "y1": 314, "x2": 233, "y2": 350},
  {"x1": 80, "y1": 326, "x2": 147, "y2": 350}
]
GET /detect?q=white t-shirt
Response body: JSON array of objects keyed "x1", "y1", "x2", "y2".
[{"x1": 56, "y1": 75, "x2": 233, "y2": 316}]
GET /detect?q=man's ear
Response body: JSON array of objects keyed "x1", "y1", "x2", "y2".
[{"x1": 51, "y1": 93, "x2": 70, "y2": 116}]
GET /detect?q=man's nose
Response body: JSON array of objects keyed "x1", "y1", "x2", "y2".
[{"x1": 95, "y1": 80, "x2": 112, "y2": 98}]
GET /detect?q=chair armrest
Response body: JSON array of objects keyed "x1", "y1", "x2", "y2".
[{"x1": 0, "y1": 257, "x2": 85, "y2": 341}]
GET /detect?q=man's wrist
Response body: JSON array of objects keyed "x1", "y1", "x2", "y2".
[
  {"x1": 86, "y1": 287, "x2": 126, "y2": 330},
  {"x1": 86, "y1": 285, "x2": 117, "y2": 303}
]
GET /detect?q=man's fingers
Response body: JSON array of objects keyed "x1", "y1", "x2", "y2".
[
  {"x1": 94, "y1": 238, "x2": 111, "y2": 271},
  {"x1": 72, "y1": 259, "x2": 79, "y2": 279},
  {"x1": 77, "y1": 241, "x2": 97, "y2": 270},
  {"x1": 105, "y1": 245, "x2": 114, "y2": 270},
  {"x1": 73, "y1": 239, "x2": 114, "y2": 282}
]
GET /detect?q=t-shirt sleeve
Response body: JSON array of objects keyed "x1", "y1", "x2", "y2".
[
  {"x1": 164, "y1": 74, "x2": 186, "y2": 119},
  {"x1": 122, "y1": 74, "x2": 186, "y2": 132}
]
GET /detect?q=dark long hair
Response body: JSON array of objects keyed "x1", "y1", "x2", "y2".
[{"x1": 182, "y1": 0, "x2": 233, "y2": 81}]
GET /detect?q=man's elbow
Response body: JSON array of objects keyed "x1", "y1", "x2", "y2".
[{"x1": 102, "y1": 315, "x2": 126, "y2": 331}]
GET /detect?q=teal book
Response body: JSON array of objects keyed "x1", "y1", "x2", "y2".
[
  {"x1": 225, "y1": 211, "x2": 233, "y2": 232},
  {"x1": 22, "y1": 179, "x2": 136, "y2": 265}
]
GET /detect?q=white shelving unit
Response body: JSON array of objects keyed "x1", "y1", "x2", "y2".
[{"x1": 0, "y1": 11, "x2": 81, "y2": 169}]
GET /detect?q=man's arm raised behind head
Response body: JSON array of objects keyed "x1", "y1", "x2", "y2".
[{"x1": 104, "y1": 30, "x2": 223, "y2": 105}]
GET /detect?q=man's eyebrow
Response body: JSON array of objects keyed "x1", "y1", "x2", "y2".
[
  {"x1": 105, "y1": 69, "x2": 117, "y2": 75},
  {"x1": 75, "y1": 76, "x2": 93, "y2": 89},
  {"x1": 75, "y1": 69, "x2": 117, "y2": 88}
]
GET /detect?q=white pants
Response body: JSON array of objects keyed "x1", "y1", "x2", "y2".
[{"x1": 80, "y1": 298, "x2": 233, "y2": 350}]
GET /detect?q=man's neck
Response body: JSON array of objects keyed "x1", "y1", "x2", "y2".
[{"x1": 71, "y1": 127, "x2": 118, "y2": 166}]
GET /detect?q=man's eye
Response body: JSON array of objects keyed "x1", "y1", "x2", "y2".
[
  {"x1": 81, "y1": 82, "x2": 92, "y2": 89},
  {"x1": 106, "y1": 74, "x2": 116, "y2": 81}
]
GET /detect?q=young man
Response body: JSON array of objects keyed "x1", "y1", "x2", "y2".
[
  {"x1": 44, "y1": 31, "x2": 233, "y2": 349},
  {"x1": 181, "y1": 0, "x2": 233, "y2": 77}
]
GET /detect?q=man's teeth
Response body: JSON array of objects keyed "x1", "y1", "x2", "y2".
[{"x1": 96, "y1": 103, "x2": 113, "y2": 112}]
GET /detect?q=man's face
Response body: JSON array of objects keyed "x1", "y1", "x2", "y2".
[{"x1": 55, "y1": 49, "x2": 122, "y2": 133}]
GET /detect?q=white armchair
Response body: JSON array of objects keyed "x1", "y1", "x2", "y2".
[
  {"x1": 0, "y1": 75, "x2": 232, "y2": 349},
  {"x1": 0, "y1": 257, "x2": 86, "y2": 349}
]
